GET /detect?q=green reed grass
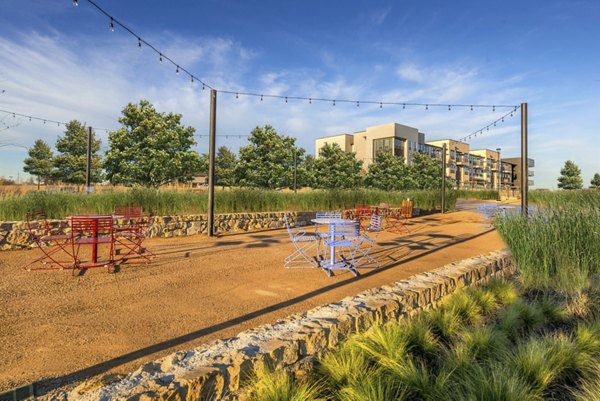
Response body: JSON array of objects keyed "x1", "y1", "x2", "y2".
[
  {"x1": 530, "y1": 189, "x2": 600, "y2": 210},
  {"x1": 0, "y1": 188, "x2": 457, "y2": 220},
  {"x1": 495, "y1": 207, "x2": 600, "y2": 293},
  {"x1": 455, "y1": 189, "x2": 500, "y2": 201}
]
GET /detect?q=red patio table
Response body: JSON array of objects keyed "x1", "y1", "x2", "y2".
[{"x1": 69, "y1": 215, "x2": 118, "y2": 268}]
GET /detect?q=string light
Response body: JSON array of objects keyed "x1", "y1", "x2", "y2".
[
  {"x1": 448, "y1": 105, "x2": 451, "y2": 111},
  {"x1": 137, "y1": 37, "x2": 141, "y2": 48},
  {"x1": 285, "y1": 96, "x2": 288, "y2": 103},
  {"x1": 458, "y1": 106, "x2": 520, "y2": 142},
  {"x1": 356, "y1": 101, "x2": 360, "y2": 107},
  {"x1": 236, "y1": 92, "x2": 239, "y2": 99},
  {"x1": 109, "y1": 17, "x2": 114, "y2": 32},
  {"x1": 73, "y1": 0, "x2": 78, "y2": 6},
  {"x1": 176, "y1": 65, "x2": 179, "y2": 75},
  {"x1": 75, "y1": 0, "x2": 520, "y2": 112},
  {"x1": 0, "y1": 108, "x2": 113, "y2": 132}
]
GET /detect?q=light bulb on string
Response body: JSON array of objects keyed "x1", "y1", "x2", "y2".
[
  {"x1": 448, "y1": 105, "x2": 451, "y2": 111},
  {"x1": 202, "y1": 84, "x2": 205, "y2": 91},
  {"x1": 109, "y1": 17, "x2": 114, "y2": 32},
  {"x1": 309, "y1": 98, "x2": 312, "y2": 104},
  {"x1": 356, "y1": 101, "x2": 359, "y2": 107},
  {"x1": 176, "y1": 66, "x2": 179, "y2": 75},
  {"x1": 425, "y1": 104, "x2": 429, "y2": 110},
  {"x1": 260, "y1": 94, "x2": 263, "y2": 101},
  {"x1": 402, "y1": 103, "x2": 406, "y2": 109},
  {"x1": 191, "y1": 76, "x2": 194, "y2": 84},
  {"x1": 333, "y1": 100, "x2": 336, "y2": 106},
  {"x1": 470, "y1": 105, "x2": 473, "y2": 111},
  {"x1": 379, "y1": 102, "x2": 382, "y2": 109},
  {"x1": 137, "y1": 37, "x2": 142, "y2": 48},
  {"x1": 73, "y1": 0, "x2": 78, "y2": 6},
  {"x1": 285, "y1": 97, "x2": 288, "y2": 103},
  {"x1": 159, "y1": 54, "x2": 163, "y2": 63},
  {"x1": 43, "y1": 120, "x2": 46, "y2": 124},
  {"x1": 493, "y1": 106, "x2": 496, "y2": 112},
  {"x1": 236, "y1": 93, "x2": 239, "y2": 99}
]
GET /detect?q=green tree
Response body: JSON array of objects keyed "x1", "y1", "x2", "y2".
[
  {"x1": 215, "y1": 146, "x2": 237, "y2": 188},
  {"x1": 104, "y1": 100, "x2": 202, "y2": 188},
  {"x1": 297, "y1": 154, "x2": 316, "y2": 188},
  {"x1": 53, "y1": 120, "x2": 102, "y2": 186},
  {"x1": 312, "y1": 143, "x2": 363, "y2": 189},
  {"x1": 235, "y1": 125, "x2": 303, "y2": 189},
  {"x1": 408, "y1": 152, "x2": 449, "y2": 190},
  {"x1": 23, "y1": 139, "x2": 54, "y2": 189},
  {"x1": 364, "y1": 152, "x2": 413, "y2": 191},
  {"x1": 590, "y1": 173, "x2": 600, "y2": 189},
  {"x1": 557, "y1": 160, "x2": 583, "y2": 190}
]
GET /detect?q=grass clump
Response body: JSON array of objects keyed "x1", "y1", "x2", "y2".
[{"x1": 246, "y1": 366, "x2": 322, "y2": 401}]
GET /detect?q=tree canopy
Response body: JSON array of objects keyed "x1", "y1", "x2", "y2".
[
  {"x1": 409, "y1": 152, "x2": 450, "y2": 190},
  {"x1": 53, "y1": 120, "x2": 102, "y2": 185},
  {"x1": 103, "y1": 100, "x2": 202, "y2": 188},
  {"x1": 364, "y1": 152, "x2": 412, "y2": 191},
  {"x1": 23, "y1": 139, "x2": 54, "y2": 188},
  {"x1": 215, "y1": 146, "x2": 237, "y2": 187},
  {"x1": 590, "y1": 173, "x2": 600, "y2": 189},
  {"x1": 557, "y1": 160, "x2": 583, "y2": 190},
  {"x1": 313, "y1": 143, "x2": 363, "y2": 189},
  {"x1": 234, "y1": 125, "x2": 303, "y2": 189}
]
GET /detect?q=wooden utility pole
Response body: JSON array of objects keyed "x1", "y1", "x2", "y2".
[
  {"x1": 520, "y1": 102, "x2": 528, "y2": 217},
  {"x1": 207, "y1": 90, "x2": 217, "y2": 237},
  {"x1": 441, "y1": 143, "x2": 446, "y2": 213},
  {"x1": 86, "y1": 126, "x2": 93, "y2": 193}
]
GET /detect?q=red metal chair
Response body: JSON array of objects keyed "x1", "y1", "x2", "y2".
[
  {"x1": 385, "y1": 199, "x2": 413, "y2": 234},
  {"x1": 354, "y1": 204, "x2": 372, "y2": 229},
  {"x1": 70, "y1": 215, "x2": 115, "y2": 273},
  {"x1": 24, "y1": 212, "x2": 74, "y2": 271},
  {"x1": 112, "y1": 206, "x2": 155, "y2": 264}
]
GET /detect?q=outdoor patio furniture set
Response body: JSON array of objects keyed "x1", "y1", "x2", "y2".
[
  {"x1": 24, "y1": 206, "x2": 155, "y2": 274},
  {"x1": 285, "y1": 201, "x2": 413, "y2": 277}
]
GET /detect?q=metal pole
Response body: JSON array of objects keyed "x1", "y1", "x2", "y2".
[
  {"x1": 520, "y1": 102, "x2": 528, "y2": 217},
  {"x1": 86, "y1": 126, "x2": 92, "y2": 193},
  {"x1": 207, "y1": 89, "x2": 217, "y2": 237},
  {"x1": 293, "y1": 149, "x2": 297, "y2": 194},
  {"x1": 441, "y1": 144, "x2": 446, "y2": 213}
]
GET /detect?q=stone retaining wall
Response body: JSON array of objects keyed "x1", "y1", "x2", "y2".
[
  {"x1": 47, "y1": 249, "x2": 514, "y2": 401},
  {"x1": 0, "y1": 209, "x2": 413, "y2": 251},
  {"x1": 0, "y1": 211, "x2": 317, "y2": 251}
]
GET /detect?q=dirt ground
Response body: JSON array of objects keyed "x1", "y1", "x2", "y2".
[{"x1": 0, "y1": 208, "x2": 505, "y2": 394}]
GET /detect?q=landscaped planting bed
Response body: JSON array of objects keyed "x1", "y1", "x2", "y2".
[{"x1": 245, "y1": 278, "x2": 600, "y2": 401}]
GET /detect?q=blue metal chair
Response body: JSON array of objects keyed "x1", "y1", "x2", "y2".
[
  {"x1": 322, "y1": 220, "x2": 361, "y2": 277},
  {"x1": 353, "y1": 214, "x2": 382, "y2": 268},
  {"x1": 284, "y1": 215, "x2": 322, "y2": 270}
]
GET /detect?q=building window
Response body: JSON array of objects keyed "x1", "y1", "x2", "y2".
[{"x1": 373, "y1": 137, "x2": 404, "y2": 159}]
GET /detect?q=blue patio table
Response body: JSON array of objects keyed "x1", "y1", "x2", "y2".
[{"x1": 311, "y1": 217, "x2": 358, "y2": 275}]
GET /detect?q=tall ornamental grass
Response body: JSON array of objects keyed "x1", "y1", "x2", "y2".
[
  {"x1": 455, "y1": 189, "x2": 500, "y2": 201},
  {"x1": 530, "y1": 189, "x2": 600, "y2": 210},
  {"x1": 495, "y1": 196, "x2": 600, "y2": 293},
  {"x1": 0, "y1": 188, "x2": 457, "y2": 220},
  {"x1": 243, "y1": 279, "x2": 600, "y2": 401}
]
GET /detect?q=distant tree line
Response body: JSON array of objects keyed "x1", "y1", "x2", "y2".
[{"x1": 22, "y1": 99, "x2": 452, "y2": 191}]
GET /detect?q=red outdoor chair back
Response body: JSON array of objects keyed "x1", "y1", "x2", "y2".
[{"x1": 113, "y1": 206, "x2": 143, "y2": 218}]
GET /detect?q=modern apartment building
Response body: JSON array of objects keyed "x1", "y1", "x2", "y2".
[{"x1": 315, "y1": 122, "x2": 533, "y2": 190}]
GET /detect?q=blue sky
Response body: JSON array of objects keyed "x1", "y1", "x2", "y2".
[{"x1": 0, "y1": 0, "x2": 598, "y2": 188}]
